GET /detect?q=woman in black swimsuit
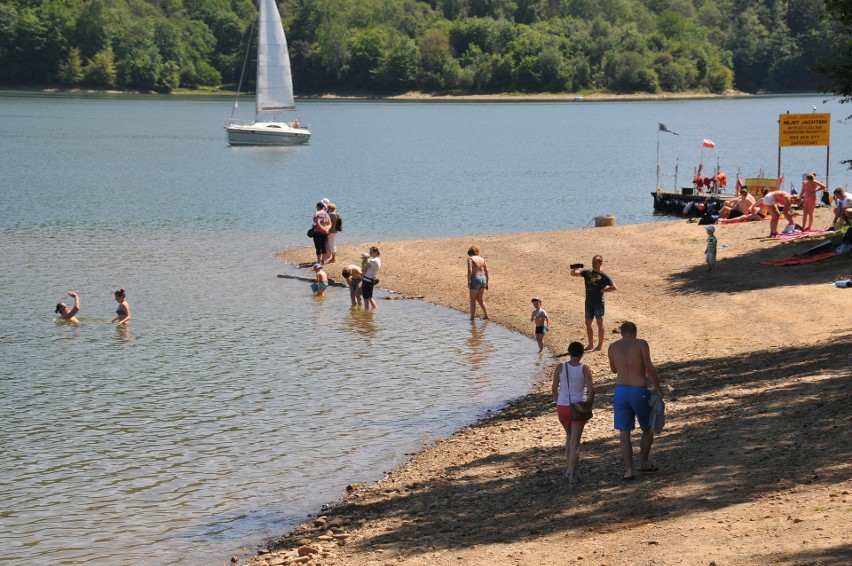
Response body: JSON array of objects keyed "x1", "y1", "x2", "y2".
[{"x1": 111, "y1": 288, "x2": 131, "y2": 324}]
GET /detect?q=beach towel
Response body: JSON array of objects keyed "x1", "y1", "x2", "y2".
[
  {"x1": 648, "y1": 392, "x2": 665, "y2": 434},
  {"x1": 761, "y1": 251, "x2": 839, "y2": 266},
  {"x1": 771, "y1": 229, "x2": 826, "y2": 240}
]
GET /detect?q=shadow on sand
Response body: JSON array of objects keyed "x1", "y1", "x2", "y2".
[
  {"x1": 667, "y1": 233, "x2": 848, "y2": 295},
  {"x1": 271, "y1": 334, "x2": 851, "y2": 558}
]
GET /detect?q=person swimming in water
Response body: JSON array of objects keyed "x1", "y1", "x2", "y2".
[
  {"x1": 55, "y1": 290, "x2": 81, "y2": 323},
  {"x1": 111, "y1": 288, "x2": 131, "y2": 324}
]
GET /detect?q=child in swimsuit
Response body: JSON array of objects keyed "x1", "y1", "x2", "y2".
[
  {"x1": 530, "y1": 297, "x2": 549, "y2": 352},
  {"x1": 311, "y1": 263, "x2": 329, "y2": 296}
]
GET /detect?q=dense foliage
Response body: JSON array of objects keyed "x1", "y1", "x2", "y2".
[
  {"x1": 820, "y1": 0, "x2": 852, "y2": 166},
  {"x1": 0, "y1": 0, "x2": 846, "y2": 94},
  {"x1": 822, "y1": 0, "x2": 852, "y2": 105}
]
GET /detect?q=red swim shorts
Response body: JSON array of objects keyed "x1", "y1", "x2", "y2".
[{"x1": 557, "y1": 404, "x2": 588, "y2": 426}]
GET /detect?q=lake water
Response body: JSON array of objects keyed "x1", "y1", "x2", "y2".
[{"x1": 1, "y1": 92, "x2": 849, "y2": 564}]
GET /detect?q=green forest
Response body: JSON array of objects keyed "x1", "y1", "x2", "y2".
[{"x1": 0, "y1": 0, "x2": 847, "y2": 95}]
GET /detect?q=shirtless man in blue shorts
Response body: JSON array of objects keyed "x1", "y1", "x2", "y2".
[{"x1": 608, "y1": 321, "x2": 663, "y2": 481}]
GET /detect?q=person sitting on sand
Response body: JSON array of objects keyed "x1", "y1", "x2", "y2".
[
  {"x1": 830, "y1": 188, "x2": 852, "y2": 230},
  {"x1": 719, "y1": 187, "x2": 757, "y2": 219},
  {"x1": 552, "y1": 341, "x2": 595, "y2": 485},
  {"x1": 719, "y1": 204, "x2": 767, "y2": 224},
  {"x1": 762, "y1": 190, "x2": 795, "y2": 237},
  {"x1": 570, "y1": 255, "x2": 616, "y2": 351},
  {"x1": 608, "y1": 321, "x2": 662, "y2": 481},
  {"x1": 55, "y1": 290, "x2": 81, "y2": 323},
  {"x1": 310, "y1": 263, "x2": 329, "y2": 296},
  {"x1": 342, "y1": 264, "x2": 363, "y2": 307}
]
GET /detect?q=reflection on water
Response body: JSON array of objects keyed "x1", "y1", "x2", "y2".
[
  {"x1": 465, "y1": 320, "x2": 497, "y2": 383},
  {"x1": 344, "y1": 308, "x2": 378, "y2": 341},
  {"x1": 0, "y1": 234, "x2": 545, "y2": 565}
]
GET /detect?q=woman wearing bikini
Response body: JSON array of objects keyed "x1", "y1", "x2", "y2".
[
  {"x1": 111, "y1": 288, "x2": 131, "y2": 324},
  {"x1": 800, "y1": 173, "x2": 826, "y2": 231}
]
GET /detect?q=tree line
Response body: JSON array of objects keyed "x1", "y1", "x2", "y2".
[{"x1": 0, "y1": 0, "x2": 847, "y2": 95}]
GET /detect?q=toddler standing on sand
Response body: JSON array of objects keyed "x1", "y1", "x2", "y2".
[
  {"x1": 530, "y1": 297, "x2": 549, "y2": 352},
  {"x1": 705, "y1": 225, "x2": 717, "y2": 272}
]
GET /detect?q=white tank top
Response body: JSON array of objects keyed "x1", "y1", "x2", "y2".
[{"x1": 556, "y1": 362, "x2": 587, "y2": 406}]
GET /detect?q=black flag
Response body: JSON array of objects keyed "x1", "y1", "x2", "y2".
[{"x1": 659, "y1": 123, "x2": 679, "y2": 135}]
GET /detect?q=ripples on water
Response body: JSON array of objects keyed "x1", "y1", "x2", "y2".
[{"x1": 0, "y1": 230, "x2": 547, "y2": 565}]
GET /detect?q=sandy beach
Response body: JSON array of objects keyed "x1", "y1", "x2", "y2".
[{"x1": 246, "y1": 208, "x2": 851, "y2": 566}]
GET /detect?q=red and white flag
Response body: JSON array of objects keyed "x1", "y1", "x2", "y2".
[{"x1": 703, "y1": 139, "x2": 716, "y2": 148}]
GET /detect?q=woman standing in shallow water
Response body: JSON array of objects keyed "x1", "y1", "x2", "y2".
[
  {"x1": 467, "y1": 246, "x2": 490, "y2": 320},
  {"x1": 111, "y1": 288, "x2": 130, "y2": 324}
]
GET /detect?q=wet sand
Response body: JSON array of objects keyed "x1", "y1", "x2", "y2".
[{"x1": 247, "y1": 208, "x2": 851, "y2": 565}]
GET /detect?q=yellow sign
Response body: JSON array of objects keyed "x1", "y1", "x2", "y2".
[
  {"x1": 778, "y1": 113, "x2": 830, "y2": 147},
  {"x1": 745, "y1": 178, "x2": 777, "y2": 198}
]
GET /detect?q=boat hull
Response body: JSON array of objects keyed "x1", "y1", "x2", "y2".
[
  {"x1": 652, "y1": 190, "x2": 734, "y2": 217},
  {"x1": 226, "y1": 122, "x2": 311, "y2": 145}
]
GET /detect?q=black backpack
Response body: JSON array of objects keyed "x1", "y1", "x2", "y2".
[{"x1": 335, "y1": 215, "x2": 343, "y2": 232}]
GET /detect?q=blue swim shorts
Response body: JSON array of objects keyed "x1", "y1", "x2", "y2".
[
  {"x1": 613, "y1": 385, "x2": 651, "y2": 431},
  {"x1": 584, "y1": 301, "x2": 605, "y2": 320},
  {"x1": 535, "y1": 325, "x2": 547, "y2": 335}
]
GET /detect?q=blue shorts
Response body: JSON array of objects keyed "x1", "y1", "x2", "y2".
[
  {"x1": 469, "y1": 273, "x2": 487, "y2": 291},
  {"x1": 584, "y1": 301, "x2": 605, "y2": 320},
  {"x1": 613, "y1": 385, "x2": 651, "y2": 431},
  {"x1": 535, "y1": 325, "x2": 546, "y2": 335}
]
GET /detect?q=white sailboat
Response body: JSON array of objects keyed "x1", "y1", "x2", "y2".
[{"x1": 226, "y1": 0, "x2": 310, "y2": 145}]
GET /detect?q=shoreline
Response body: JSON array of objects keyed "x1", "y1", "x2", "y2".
[
  {"x1": 2, "y1": 86, "x2": 759, "y2": 102},
  {"x1": 247, "y1": 210, "x2": 852, "y2": 565}
]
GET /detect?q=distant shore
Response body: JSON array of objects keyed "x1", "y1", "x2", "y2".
[
  {"x1": 2, "y1": 86, "x2": 755, "y2": 102},
  {"x1": 253, "y1": 210, "x2": 851, "y2": 565}
]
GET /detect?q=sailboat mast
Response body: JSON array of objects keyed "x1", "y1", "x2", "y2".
[{"x1": 230, "y1": 21, "x2": 255, "y2": 119}]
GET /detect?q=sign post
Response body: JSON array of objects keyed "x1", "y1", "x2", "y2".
[{"x1": 778, "y1": 112, "x2": 831, "y2": 193}]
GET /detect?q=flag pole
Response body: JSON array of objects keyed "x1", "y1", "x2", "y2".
[
  {"x1": 674, "y1": 158, "x2": 679, "y2": 193},
  {"x1": 656, "y1": 130, "x2": 661, "y2": 193}
]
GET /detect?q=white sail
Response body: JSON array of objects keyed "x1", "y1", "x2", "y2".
[
  {"x1": 256, "y1": 0, "x2": 295, "y2": 113},
  {"x1": 225, "y1": 0, "x2": 310, "y2": 145}
]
